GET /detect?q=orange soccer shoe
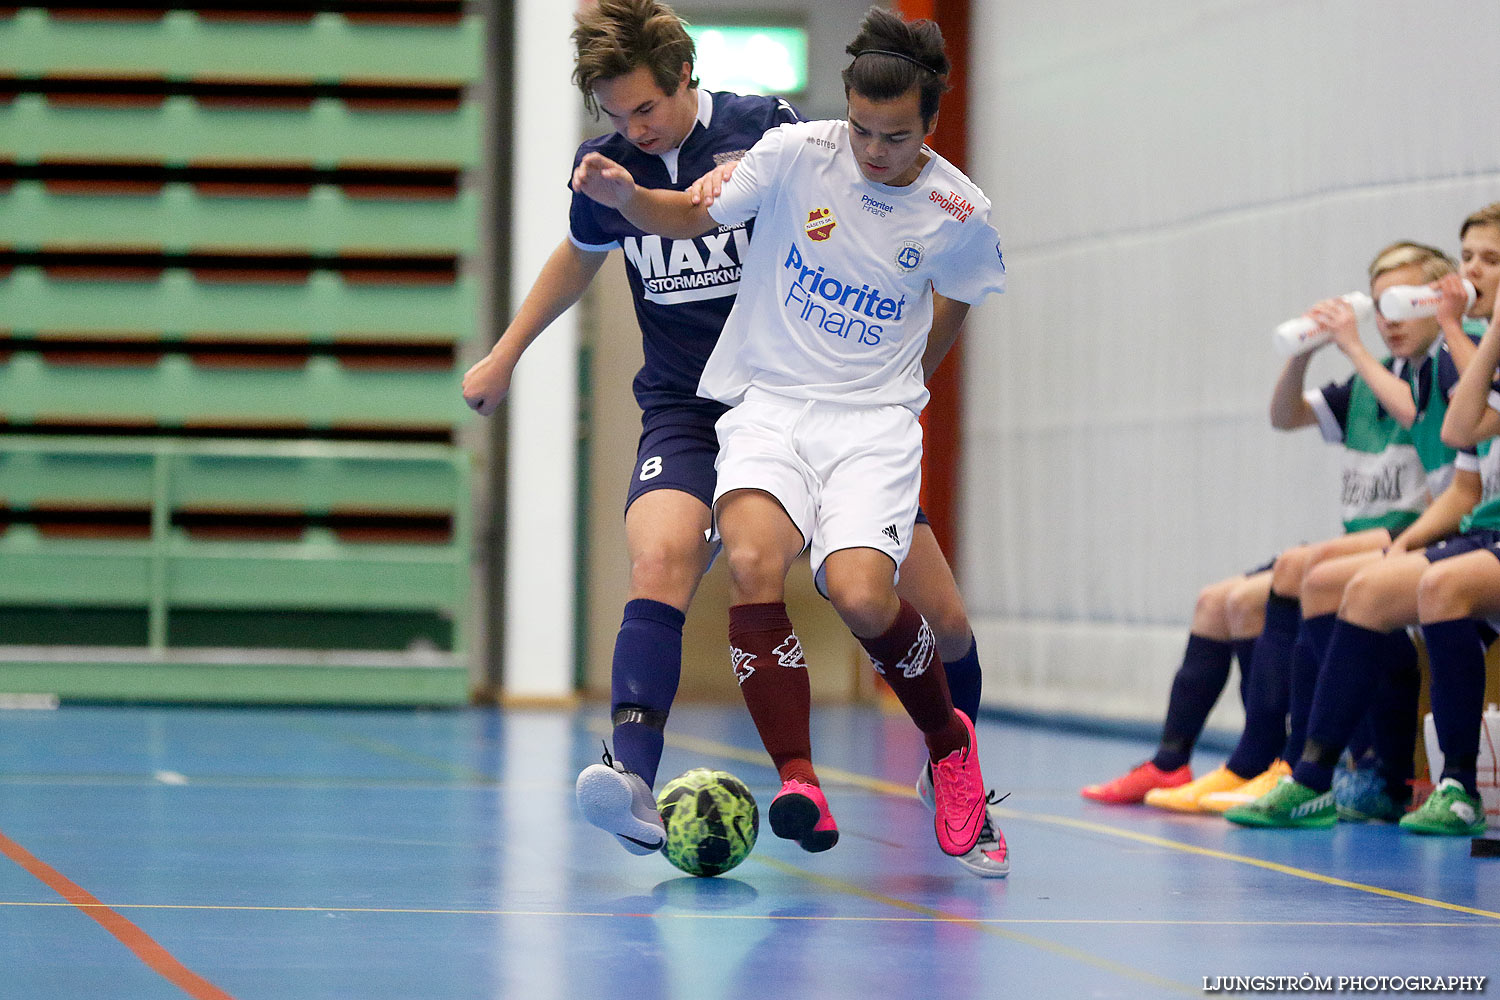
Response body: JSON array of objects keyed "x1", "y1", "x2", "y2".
[{"x1": 1080, "y1": 761, "x2": 1191, "y2": 804}]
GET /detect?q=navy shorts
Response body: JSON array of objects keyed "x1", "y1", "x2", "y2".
[
  {"x1": 625, "y1": 412, "x2": 720, "y2": 514},
  {"x1": 1424, "y1": 529, "x2": 1500, "y2": 564}
]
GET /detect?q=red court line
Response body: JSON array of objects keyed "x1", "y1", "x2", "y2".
[{"x1": 0, "y1": 827, "x2": 238, "y2": 1000}]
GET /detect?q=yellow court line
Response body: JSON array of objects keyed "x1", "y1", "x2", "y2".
[
  {"x1": 637, "y1": 724, "x2": 1500, "y2": 923},
  {"x1": 748, "y1": 855, "x2": 1200, "y2": 996},
  {"x1": 281, "y1": 718, "x2": 498, "y2": 786},
  {"x1": 0, "y1": 899, "x2": 1491, "y2": 929}
]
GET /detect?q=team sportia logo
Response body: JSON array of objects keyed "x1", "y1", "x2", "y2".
[
  {"x1": 930, "y1": 189, "x2": 974, "y2": 222},
  {"x1": 805, "y1": 207, "x2": 837, "y2": 242}
]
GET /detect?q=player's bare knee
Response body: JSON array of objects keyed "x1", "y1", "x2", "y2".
[
  {"x1": 723, "y1": 541, "x2": 787, "y2": 601},
  {"x1": 1223, "y1": 582, "x2": 1264, "y2": 637},
  {"x1": 1270, "y1": 547, "x2": 1308, "y2": 596},
  {"x1": 825, "y1": 577, "x2": 895, "y2": 638},
  {"x1": 1417, "y1": 564, "x2": 1475, "y2": 622},
  {"x1": 628, "y1": 544, "x2": 700, "y2": 601},
  {"x1": 1193, "y1": 581, "x2": 1232, "y2": 631},
  {"x1": 1339, "y1": 570, "x2": 1394, "y2": 629}
]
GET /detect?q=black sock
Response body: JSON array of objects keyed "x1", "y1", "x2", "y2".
[
  {"x1": 1293, "y1": 620, "x2": 1393, "y2": 792},
  {"x1": 1368, "y1": 631, "x2": 1419, "y2": 802},
  {"x1": 1421, "y1": 618, "x2": 1488, "y2": 797},
  {"x1": 1231, "y1": 637, "x2": 1256, "y2": 708},
  {"x1": 1225, "y1": 594, "x2": 1298, "y2": 779},
  {"x1": 1283, "y1": 613, "x2": 1334, "y2": 766},
  {"x1": 1152, "y1": 634, "x2": 1233, "y2": 772}
]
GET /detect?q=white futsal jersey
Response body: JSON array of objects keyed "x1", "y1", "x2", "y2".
[{"x1": 700, "y1": 119, "x2": 1006, "y2": 414}]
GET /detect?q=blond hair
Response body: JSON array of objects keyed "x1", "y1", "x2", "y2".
[
  {"x1": 1461, "y1": 202, "x2": 1500, "y2": 241},
  {"x1": 1367, "y1": 241, "x2": 1455, "y2": 284},
  {"x1": 571, "y1": 0, "x2": 698, "y2": 118}
]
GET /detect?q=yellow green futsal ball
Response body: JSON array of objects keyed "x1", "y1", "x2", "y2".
[{"x1": 655, "y1": 768, "x2": 759, "y2": 877}]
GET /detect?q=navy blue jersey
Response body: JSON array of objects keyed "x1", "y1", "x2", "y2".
[{"x1": 568, "y1": 90, "x2": 800, "y2": 418}]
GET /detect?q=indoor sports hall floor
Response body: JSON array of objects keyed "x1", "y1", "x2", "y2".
[{"x1": 1, "y1": 703, "x2": 1495, "y2": 999}]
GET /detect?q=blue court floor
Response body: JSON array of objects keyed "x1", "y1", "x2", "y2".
[{"x1": 0, "y1": 702, "x2": 1496, "y2": 999}]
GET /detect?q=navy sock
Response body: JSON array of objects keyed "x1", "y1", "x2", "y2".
[
  {"x1": 1368, "y1": 632, "x2": 1419, "y2": 802},
  {"x1": 942, "y1": 636, "x2": 983, "y2": 724},
  {"x1": 609, "y1": 598, "x2": 686, "y2": 788},
  {"x1": 1152, "y1": 634, "x2": 1233, "y2": 772},
  {"x1": 1231, "y1": 637, "x2": 1256, "y2": 708},
  {"x1": 1421, "y1": 618, "x2": 1489, "y2": 797},
  {"x1": 1283, "y1": 613, "x2": 1334, "y2": 765},
  {"x1": 1294, "y1": 620, "x2": 1393, "y2": 793},
  {"x1": 1224, "y1": 594, "x2": 1298, "y2": 779}
]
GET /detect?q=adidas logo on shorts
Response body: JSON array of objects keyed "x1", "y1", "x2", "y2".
[{"x1": 882, "y1": 524, "x2": 900, "y2": 545}]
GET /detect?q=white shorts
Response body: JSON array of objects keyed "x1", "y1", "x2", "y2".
[{"x1": 712, "y1": 390, "x2": 923, "y2": 595}]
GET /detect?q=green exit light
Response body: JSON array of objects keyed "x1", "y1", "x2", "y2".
[{"x1": 686, "y1": 24, "x2": 808, "y2": 96}]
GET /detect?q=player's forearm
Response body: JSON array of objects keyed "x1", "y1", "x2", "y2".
[
  {"x1": 1269, "y1": 354, "x2": 1317, "y2": 429},
  {"x1": 1442, "y1": 317, "x2": 1500, "y2": 447},
  {"x1": 1344, "y1": 346, "x2": 1416, "y2": 427},
  {"x1": 922, "y1": 295, "x2": 969, "y2": 381},
  {"x1": 617, "y1": 186, "x2": 719, "y2": 240},
  {"x1": 491, "y1": 240, "x2": 605, "y2": 363},
  {"x1": 1393, "y1": 474, "x2": 1480, "y2": 550},
  {"x1": 1440, "y1": 317, "x2": 1477, "y2": 373}
]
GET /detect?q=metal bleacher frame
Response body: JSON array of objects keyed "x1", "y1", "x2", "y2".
[{"x1": 0, "y1": 1, "x2": 482, "y2": 704}]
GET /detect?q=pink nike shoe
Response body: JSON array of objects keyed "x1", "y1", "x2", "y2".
[
  {"x1": 768, "y1": 779, "x2": 839, "y2": 853},
  {"x1": 930, "y1": 710, "x2": 987, "y2": 856}
]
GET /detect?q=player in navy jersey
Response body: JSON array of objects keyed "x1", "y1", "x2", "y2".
[
  {"x1": 461, "y1": 0, "x2": 1004, "y2": 875},
  {"x1": 572, "y1": 7, "x2": 1007, "y2": 866}
]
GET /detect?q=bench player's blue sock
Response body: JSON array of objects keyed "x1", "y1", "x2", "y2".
[
  {"x1": 1283, "y1": 612, "x2": 1334, "y2": 765},
  {"x1": 1421, "y1": 618, "x2": 1488, "y2": 797},
  {"x1": 1295, "y1": 620, "x2": 1398, "y2": 793},
  {"x1": 1153, "y1": 634, "x2": 1234, "y2": 773},
  {"x1": 609, "y1": 598, "x2": 685, "y2": 789},
  {"x1": 1231, "y1": 637, "x2": 1256, "y2": 708},
  {"x1": 1225, "y1": 593, "x2": 1299, "y2": 779}
]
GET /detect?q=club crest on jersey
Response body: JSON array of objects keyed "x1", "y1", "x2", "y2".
[
  {"x1": 805, "y1": 207, "x2": 837, "y2": 242},
  {"x1": 895, "y1": 240, "x2": 924, "y2": 271}
]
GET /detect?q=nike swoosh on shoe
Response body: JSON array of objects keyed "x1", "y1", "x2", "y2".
[
  {"x1": 945, "y1": 803, "x2": 983, "y2": 836},
  {"x1": 620, "y1": 833, "x2": 664, "y2": 851}
]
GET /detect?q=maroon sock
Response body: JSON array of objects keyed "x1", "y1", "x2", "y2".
[
  {"x1": 859, "y1": 599, "x2": 966, "y2": 760},
  {"x1": 729, "y1": 602, "x2": 817, "y2": 786}
]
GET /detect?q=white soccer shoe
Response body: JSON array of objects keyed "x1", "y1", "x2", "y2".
[
  {"x1": 917, "y1": 760, "x2": 1010, "y2": 878},
  {"x1": 576, "y1": 754, "x2": 666, "y2": 856}
]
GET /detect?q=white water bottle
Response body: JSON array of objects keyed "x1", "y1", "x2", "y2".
[
  {"x1": 1378, "y1": 280, "x2": 1477, "y2": 322},
  {"x1": 1273, "y1": 291, "x2": 1375, "y2": 357}
]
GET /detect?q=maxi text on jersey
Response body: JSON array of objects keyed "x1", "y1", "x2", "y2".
[
  {"x1": 783, "y1": 243, "x2": 906, "y2": 347},
  {"x1": 622, "y1": 224, "x2": 752, "y2": 305}
]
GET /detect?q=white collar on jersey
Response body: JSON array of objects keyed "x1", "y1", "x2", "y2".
[{"x1": 658, "y1": 88, "x2": 714, "y2": 184}]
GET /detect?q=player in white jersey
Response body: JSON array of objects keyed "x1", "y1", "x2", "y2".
[{"x1": 574, "y1": 7, "x2": 1007, "y2": 862}]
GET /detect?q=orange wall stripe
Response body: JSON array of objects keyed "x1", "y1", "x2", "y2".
[{"x1": 0, "y1": 828, "x2": 239, "y2": 1000}]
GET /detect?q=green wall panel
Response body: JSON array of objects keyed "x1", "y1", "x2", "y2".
[
  {"x1": 0, "y1": 98, "x2": 483, "y2": 165},
  {"x1": 0, "y1": 270, "x2": 478, "y2": 339},
  {"x1": 1, "y1": 184, "x2": 480, "y2": 255},
  {"x1": 1, "y1": 10, "x2": 484, "y2": 82}
]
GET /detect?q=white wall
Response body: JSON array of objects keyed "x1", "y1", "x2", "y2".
[
  {"x1": 501, "y1": 0, "x2": 582, "y2": 700},
  {"x1": 961, "y1": 0, "x2": 1500, "y2": 726}
]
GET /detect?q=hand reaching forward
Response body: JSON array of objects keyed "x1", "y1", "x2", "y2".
[
  {"x1": 688, "y1": 159, "x2": 739, "y2": 207},
  {"x1": 572, "y1": 152, "x2": 638, "y2": 209}
]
